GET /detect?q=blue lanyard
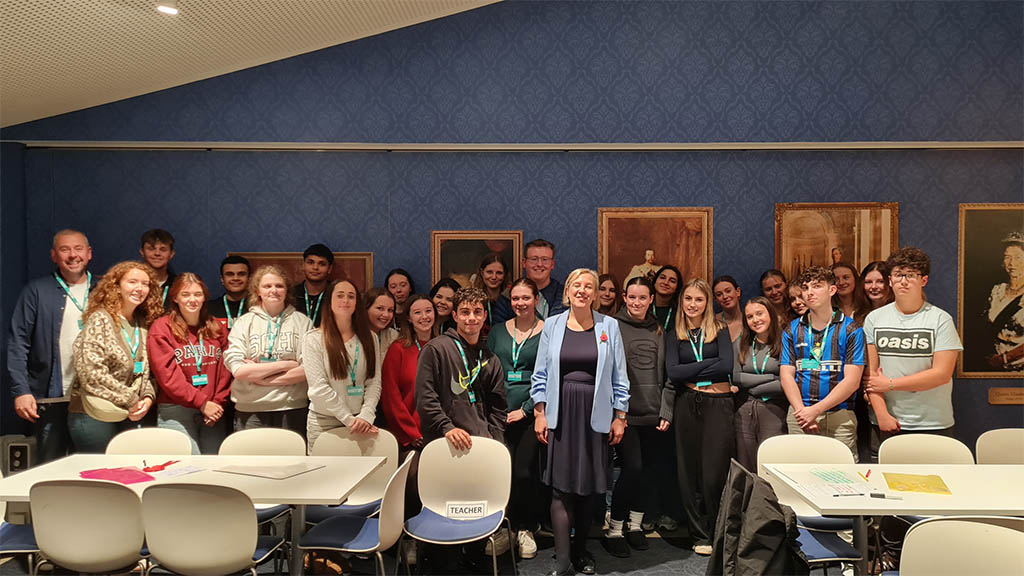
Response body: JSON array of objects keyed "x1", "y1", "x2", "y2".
[
  {"x1": 487, "y1": 301, "x2": 492, "y2": 324},
  {"x1": 54, "y1": 271, "x2": 90, "y2": 312},
  {"x1": 453, "y1": 339, "x2": 482, "y2": 390},
  {"x1": 511, "y1": 319, "x2": 537, "y2": 371},
  {"x1": 348, "y1": 341, "x2": 360, "y2": 383},
  {"x1": 305, "y1": 289, "x2": 323, "y2": 322},
  {"x1": 687, "y1": 328, "x2": 704, "y2": 362},
  {"x1": 751, "y1": 338, "x2": 769, "y2": 374},
  {"x1": 191, "y1": 332, "x2": 205, "y2": 374},
  {"x1": 120, "y1": 320, "x2": 140, "y2": 360},
  {"x1": 805, "y1": 312, "x2": 835, "y2": 361},
  {"x1": 264, "y1": 313, "x2": 283, "y2": 360},
  {"x1": 224, "y1": 296, "x2": 245, "y2": 329}
]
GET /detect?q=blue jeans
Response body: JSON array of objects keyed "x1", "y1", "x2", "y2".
[
  {"x1": 67, "y1": 411, "x2": 138, "y2": 453},
  {"x1": 157, "y1": 403, "x2": 227, "y2": 455}
]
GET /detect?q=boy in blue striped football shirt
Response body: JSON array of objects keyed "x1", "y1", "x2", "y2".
[{"x1": 780, "y1": 266, "x2": 866, "y2": 461}]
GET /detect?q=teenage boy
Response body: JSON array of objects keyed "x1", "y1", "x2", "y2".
[
  {"x1": 863, "y1": 247, "x2": 962, "y2": 463},
  {"x1": 292, "y1": 244, "x2": 333, "y2": 328},
  {"x1": 8, "y1": 229, "x2": 94, "y2": 462},
  {"x1": 780, "y1": 266, "x2": 865, "y2": 460},
  {"x1": 139, "y1": 228, "x2": 176, "y2": 308},
  {"x1": 207, "y1": 255, "x2": 251, "y2": 331},
  {"x1": 494, "y1": 238, "x2": 565, "y2": 324}
]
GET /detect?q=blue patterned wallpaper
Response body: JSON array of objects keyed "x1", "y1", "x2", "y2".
[{"x1": 3, "y1": 1, "x2": 1021, "y2": 142}]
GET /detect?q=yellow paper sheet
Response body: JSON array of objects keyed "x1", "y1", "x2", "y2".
[{"x1": 883, "y1": 472, "x2": 952, "y2": 495}]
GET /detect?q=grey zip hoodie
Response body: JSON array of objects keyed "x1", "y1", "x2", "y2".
[{"x1": 615, "y1": 307, "x2": 665, "y2": 426}]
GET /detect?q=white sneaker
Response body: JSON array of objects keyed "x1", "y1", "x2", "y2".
[
  {"x1": 485, "y1": 529, "x2": 511, "y2": 556},
  {"x1": 693, "y1": 542, "x2": 713, "y2": 556},
  {"x1": 517, "y1": 530, "x2": 538, "y2": 559}
]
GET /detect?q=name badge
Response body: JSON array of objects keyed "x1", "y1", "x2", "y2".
[
  {"x1": 77, "y1": 319, "x2": 84, "y2": 329},
  {"x1": 133, "y1": 361, "x2": 145, "y2": 375},
  {"x1": 799, "y1": 358, "x2": 820, "y2": 371},
  {"x1": 346, "y1": 385, "x2": 364, "y2": 397},
  {"x1": 191, "y1": 374, "x2": 208, "y2": 387},
  {"x1": 467, "y1": 388, "x2": 477, "y2": 403},
  {"x1": 259, "y1": 356, "x2": 275, "y2": 363},
  {"x1": 696, "y1": 380, "x2": 712, "y2": 387},
  {"x1": 507, "y1": 371, "x2": 524, "y2": 382}
]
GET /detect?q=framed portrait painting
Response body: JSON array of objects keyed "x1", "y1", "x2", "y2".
[
  {"x1": 774, "y1": 202, "x2": 899, "y2": 282},
  {"x1": 957, "y1": 203, "x2": 1024, "y2": 378},
  {"x1": 598, "y1": 207, "x2": 713, "y2": 285},
  {"x1": 227, "y1": 251, "x2": 374, "y2": 292},
  {"x1": 430, "y1": 230, "x2": 522, "y2": 287}
]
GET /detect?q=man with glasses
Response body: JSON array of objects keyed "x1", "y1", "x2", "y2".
[{"x1": 862, "y1": 247, "x2": 962, "y2": 463}]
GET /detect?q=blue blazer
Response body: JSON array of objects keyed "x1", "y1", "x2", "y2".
[{"x1": 530, "y1": 311, "x2": 630, "y2": 433}]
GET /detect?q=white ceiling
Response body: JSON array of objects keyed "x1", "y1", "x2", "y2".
[{"x1": 0, "y1": 0, "x2": 499, "y2": 128}]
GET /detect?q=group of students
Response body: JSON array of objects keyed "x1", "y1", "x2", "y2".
[{"x1": 8, "y1": 230, "x2": 962, "y2": 576}]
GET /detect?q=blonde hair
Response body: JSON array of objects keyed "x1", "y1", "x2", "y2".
[
  {"x1": 248, "y1": 265, "x2": 293, "y2": 310},
  {"x1": 562, "y1": 268, "x2": 600, "y2": 307},
  {"x1": 674, "y1": 277, "x2": 720, "y2": 343},
  {"x1": 83, "y1": 261, "x2": 164, "y2": 328}
]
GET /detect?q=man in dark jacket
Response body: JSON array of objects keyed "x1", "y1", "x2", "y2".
[{"x1": 416, "y1": 286, "x2": 507, "y2": 448}]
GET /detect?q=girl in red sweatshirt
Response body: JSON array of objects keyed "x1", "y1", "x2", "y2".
[{"x1": 148, "y1": 273, "x2": 232, "y2": 454}]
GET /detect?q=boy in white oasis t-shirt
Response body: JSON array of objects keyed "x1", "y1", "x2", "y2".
[{"x1": 863, "y1": 247, "x2": 962, "y2": 463}]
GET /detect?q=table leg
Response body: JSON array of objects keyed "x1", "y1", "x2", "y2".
[
  {"x1": 290, "y1": 505, "x2": 306, "y2": 575},
  {"x1": 853, "y1": 515, "x2": 867, "y2": 576}
]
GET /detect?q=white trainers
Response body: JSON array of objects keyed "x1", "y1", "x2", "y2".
[
  {"x1": 485, "y1": 529, "x2": 511, "y2": 556},
  {"x1": 517, "y1": 530, "x2": 538, "y2": 559}
]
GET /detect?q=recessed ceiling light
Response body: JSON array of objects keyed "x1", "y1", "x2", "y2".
[{"x1": 156, "y1": 1, "x2": 178, "y2": 15}]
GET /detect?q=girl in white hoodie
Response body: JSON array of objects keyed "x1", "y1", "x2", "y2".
[{"x1": 224, "y1": 265, "x2": 313, "y2": 438}]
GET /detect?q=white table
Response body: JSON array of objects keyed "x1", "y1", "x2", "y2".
[
  {"x1": 763, "y1": 464, "x2": 1024, "y2": 575},
  {"x1": 0, "y1": 454, "x2": 386, "y2": 575}
]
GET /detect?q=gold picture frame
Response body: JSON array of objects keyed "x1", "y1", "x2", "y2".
[
  {"x1": 597, "y1": 207, "x2": 713, "y2": 284},
  {"x1": 227, "y1": 251, "x2": 374, "y2": 293},
  {"x1": 774, "y1": 202, "x2": 899, "y2": 282},
  {"x1": 430, "y1": 230, "x2": 523, "y2": 287},
  {"x1": 956, "y1": 203, "x2": 1024, "y2": 378}
]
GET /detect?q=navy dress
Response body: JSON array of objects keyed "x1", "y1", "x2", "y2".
[{"x1": 542, "y1": 326, "x2": 609, "y2": 495}]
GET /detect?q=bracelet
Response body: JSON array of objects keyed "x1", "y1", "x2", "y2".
[{"x1": 888, "y1": 378, "x2": 894, "y2": 391}]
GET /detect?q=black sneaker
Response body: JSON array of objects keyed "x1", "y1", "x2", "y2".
[
  {"x1": 625, "y1": 529, "x2": 649, "y2": 550},
  {"x1": 601, "y1": 535, "x2": 630, "y2": 558}
]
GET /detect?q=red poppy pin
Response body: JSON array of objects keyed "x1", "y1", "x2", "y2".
[{"x1": 600, "y1": 331, "x2": 608, "y2": 343}]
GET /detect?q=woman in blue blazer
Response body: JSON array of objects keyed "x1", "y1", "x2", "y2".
[{"x1": 531, "y1": 268, "x2": 630, "y2": 576}]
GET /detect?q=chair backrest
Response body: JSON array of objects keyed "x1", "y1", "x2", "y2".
[
  {"x1": 142, "y1": 483, "x2": 258, "y2": 576},
  {"x1": 976, "y1": 428, "x2": 1024, "y2": 464},
  {"x1": 106, "y1": 427, "x2": 193, "y2": 455},
  {"x1": 29, "y1": 479, "x2": 144, "y2": 573},
  {"x1": 417, "y1": 437, "x2": 511, "y2": 517},
  {"x1": 756, "y1": 435, "x2": 855, "y2": 515},
  {"x1": 219, "y1": 428, "x2": 306, "y2": 455},
  {"x1": 377, "y1": 452, "x2": 415, "y2": 551},
  {"x1": 878, "y1": 434, "x2": 974, "y2": 465},
  {"x1": 900, "y1": 517, "x2": 1024, "y2": 575},
  {"x1": 311, "y1": 428, "x2": 400, "y2": 504}
]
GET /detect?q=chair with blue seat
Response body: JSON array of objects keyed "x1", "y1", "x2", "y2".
[
  {"x1": 298, "y1": 452, "x2": 415, "y2": 576},
  {"x1": 976, "y1": 428, "x2": 1024, "y2": 464},
  {"x1": 893, "y1": 516, "x2": 1024, "y2": 576},
  {"x1": 403, "y1": 436, "x2": 516, "y2": 576},
  {"x1": 219, "y1": 428, "x2": 306, "y2": 527},
  {"x1": 105, "y1": 427, "x2": 193, "y2": 455},
  {"x1": 307, "y1": 427, "x2": 400, "y2": 523},
  {"x1": 757, "y1": 435, "x2": 861, "y2": 574},
  {"x1": 0, "y1": 469, "x2": 38, "y2": 575},
  {"x1": 29, "y1": 479, "x2": 147, "y2": 575},
  {"x1": 142, "y1": 483, "x2": 285, "y2": 575},
  {"x1": 877, "y1": 433, "x2": 974, "y2": 466}
]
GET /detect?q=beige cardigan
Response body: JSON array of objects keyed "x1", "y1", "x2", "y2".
[{"x1": 69, "y1": 310, "x2": 156, "y2": 413}]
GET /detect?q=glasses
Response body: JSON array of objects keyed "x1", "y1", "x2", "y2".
[
  {"x1": 526, "y1": 257, "x2": 553, "y2": 265},
  {"x1": 891, "y1": 272, "x2": 921, "y2": 282}
]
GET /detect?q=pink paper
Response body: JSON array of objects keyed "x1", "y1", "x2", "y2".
[{"x1": 80, "y1": 466, "x2": 155, "y2": 485}]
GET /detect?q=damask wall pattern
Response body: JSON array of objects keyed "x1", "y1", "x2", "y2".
[{"x1": 3, "y1": 0, "x2": 1021, "y2": 142}]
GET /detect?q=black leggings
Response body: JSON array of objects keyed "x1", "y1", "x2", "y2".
[
  {"x1": 550, "y1": 490, "x2": 596, "y2": 572},
  {"x1": 505, "y1": 417, "x2": 542, "y2": 529},
  {"x1": 674, "y1": 387, "x2": 735, "y2": 543},
  {"x1": 610, "y1": 424, "x2": 660, "y2": 521}
]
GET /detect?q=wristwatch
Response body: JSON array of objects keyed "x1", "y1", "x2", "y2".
[{"x1": 614, "y1": 412, "x2": 627, "y2": 420}]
